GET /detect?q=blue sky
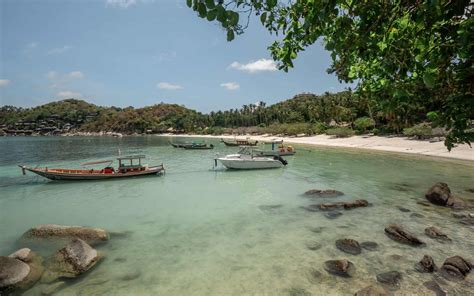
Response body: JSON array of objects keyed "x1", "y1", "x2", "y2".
[{"x1": 1, "y1": 0, "x2": 350, "y2": 112}]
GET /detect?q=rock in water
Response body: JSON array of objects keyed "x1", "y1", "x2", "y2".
[
  {"x1": 323, "y1": 259, "x2": 355, "y2": 277},
  {"x1": 354, "y1": 284, "x2": 390, "y2": 296},
  {"x1": 325, "y1": 211, "x2": 342, "y2": 219},
  {"x1": 376, "y1": 271, "x2": 402, "y2": 290},
  {"x1": 21, "y1": 224, "x2": 109, "y2": 246},
  {"x1": 360, "y1": 241, "x2": 379, "y2": 251},
  {"x1": 304, "y1": 189, "x2": 344, "y2": 197},
  {"x1": 424, "y1": 226, "x2": 451, "y2": 242},
  {"x1": 384, "y1": 224, "x2": 425, "y2": 246},
  {"x1": 46, "y1": 238, "x2": 101, "y2": 280},
  {"x1": 335, "y1": 239, "x2": 361, "y2": 255},
  {"x1": 415, "y1": 255, "x2": 437, "y2": 272},
  {"x1": 318, "y1": 199, "x2": 369, "y2": 210},
  {"x1": 0, "y1": 257, "x2": 30, "y2": 293},
  {"x1": 423, "y1": 280, "x2": 446, "y2": 296},
  {"x1": 8, "y1": 248, "x2": 34, "y2": 262},
  {"x1": 425, "y1": 183, "x2": 466, "y2": 209},
  {"x1": 440, "y1": 255, "x2": 472, "y2": 280}
]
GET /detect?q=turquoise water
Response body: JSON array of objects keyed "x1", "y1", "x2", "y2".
[{"x1": 0, "y1": 136, "x2": 473, "y2": 295}]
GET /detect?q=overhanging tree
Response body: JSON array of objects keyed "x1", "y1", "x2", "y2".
[{"x1": 188, "y1": 0, "x2": 473, "y2": 150}]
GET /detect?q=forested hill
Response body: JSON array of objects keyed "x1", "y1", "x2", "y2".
[{"x1": 0, "y1": 91, "x2": 443, "y2": 138}]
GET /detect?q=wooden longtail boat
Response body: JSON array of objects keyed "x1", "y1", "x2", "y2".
[
  {"x1": 169, "y1": 142, "x2": 206, "y2": 148},
  {"x1": 221, "y1": 138, "x2": 258, "y2": 147},
  {"x1": 19, "y1": 155, "x2": 164, "y2": 181},
  {"x1": 183, "y1": 144, "x2": 214, "y2": 150}
]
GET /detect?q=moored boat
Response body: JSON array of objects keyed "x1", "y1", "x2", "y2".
[
  {"x1": 170, "y1": 141, "x2": 207, "y2": 148},
  {"x1": 183, "y1": 144, "x2": 214, "y2": 150},
  {"x1": 19, "y1": 155, "x2": 164, "y2": 181},
  {"x1": 221, "y1": 138, "x2": 258, "y2": 146},
  {"x1": 216, "y1": 147, "x2": 287, "y2": 170},
  {"x1": 254, "y1": 141, "x2": 296, "y2": 156}
]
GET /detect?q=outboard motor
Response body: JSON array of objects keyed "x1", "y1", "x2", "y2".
[{"x1": 274, "y1": 155, "x2": 288, "y2": 166}]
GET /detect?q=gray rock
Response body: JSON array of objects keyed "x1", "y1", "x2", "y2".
[
  {"x1": 40, "y1": 281, "x2": 67, "y2": 295},
  {"x1": 425, "y1": 183, "x2": 466, "y2": 209},
  {"x1": 317, "y1": 199, "x2": 369, "y2": 210},
  {"x1": 376, "y1": 271, "x2": 402, "y2": 290},
  {"x1": 306, "y1": 242, "x2": 322, "y2": 251},
  {"x1": 21, "y1": 224, "x2": 109, "y2": 246},
  {"x1": 324, "y1": 211, "x2": 342, "y2": 219},
  {"x1": 46, "y1": 238, "x2": 101, "y2": 280},
  {"x1": 423, "y1": 280, "x2": 446, "y2": 296},
  {"x1": 384, "y1": 224, "x2": 425, "y2": 246},
  {"x1": 0, "y1": 257, "x2": 30, "y2": 292},
  {"x1": 354, "y1": 284, "x2": 390, "y2": 296},
  {"x1": 324, "y1": 259, "x2": 355, "y2": 277},
  {"x1": 424, "y1": 226, "x2": 451, "y2": 242},
  {"x1": 304, "y1": 189, "x2": 344, "y2": 197},
  {"x1": 440, "y1": 255, "x2": 472, "y2": 280},
  {"x1": 335, "y1": 239, "x2": 361, "y2": 255},
  {"x1": 397, "y1": 206, "x2": 410, "y2": 212},
  {"x1": 410, "y1": 213, "x2": 424, "y2": 218},
  {"x1": 415, "y1": 255, "x2": 437, "y2": 272},
  {"x1": 360, "y1": 241, "x2": 379, "y2": 251},
  {"x1": 459, "y1": 217, "x2": 474, "y2": 226},
  {"x1": 8, "y1": 248, "x2": 33, "y2": 262}
]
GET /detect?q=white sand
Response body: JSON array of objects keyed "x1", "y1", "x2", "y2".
[{"x1": 163, "y1": 134, "x2": 474, "y2": 162}]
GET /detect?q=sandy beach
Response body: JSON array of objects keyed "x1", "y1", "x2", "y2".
[{"x1": 164, "y1": 134, "x2": 474, "y2": 162}]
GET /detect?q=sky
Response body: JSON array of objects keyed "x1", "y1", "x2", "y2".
[{"x1": 0, "y1": 0, "x2": 351, "y2": 112}]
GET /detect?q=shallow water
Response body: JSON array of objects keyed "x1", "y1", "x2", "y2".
[{"x1": 0, "y1": 136, "x2": 473, "y2": 295}]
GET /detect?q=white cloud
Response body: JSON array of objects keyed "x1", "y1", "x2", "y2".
[
  {"x1": 106, "y1": 0, "x2": 137, "y2": 8},
  {"x1": 157, "y1": 82, "x2": 183, "y2": 90},
  {"x1": 46, "y1": 71, "x2": 57, "y2": 80},
  {"x1": 220, "y1": 82, "x2": 240, "y2": 90},
  {"x1": 57, "y1": 91, "x2": 82, "y2": 99},
  {"x1": 229, "y1": 58, "x2": 277, "y2": 73},
  {"x1": 0, "y1": 79, "x2": 11, "y2": 87},
  {"x1": 68, "y1": 71, "x2": 84, "y2": 79},
  {"x1": 47, "y1": 45, "x2": 72, "y2": 55}
]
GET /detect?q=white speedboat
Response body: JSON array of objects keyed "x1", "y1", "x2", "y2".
[{"x1": 216, "y1": 147, "x2": 287, "y2": 170}]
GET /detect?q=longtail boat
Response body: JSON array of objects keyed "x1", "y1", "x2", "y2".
[
  {"x1": 19, "y1": 155, "x2": 164, "y2": 181},
  {"x1": 221, "y1": 138, "x2": 258, "y2": 147},
  {"x1": 169, "y1": 141, "x2": 206, "y2": 148},
  {"x1": 183, "y1": 144, "x2": 214, "y2": 150}
]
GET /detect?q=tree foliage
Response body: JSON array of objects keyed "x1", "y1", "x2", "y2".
[{"x1": 188, "y1": 0, "x2": 474, "y2": 150}]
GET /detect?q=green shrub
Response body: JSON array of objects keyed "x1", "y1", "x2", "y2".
[
  {"x1": 403, "y1": 123, "x2": 433, "y2": 139},
  {"x1": 325, "y1": 127, "x2": 355, "y2": 137},
  {"x1": 310, "y1": 122, "x2": 327, "y2": 134},
  {"x1": 354, "y1": 117, "x2": 375, "y2": 132}
]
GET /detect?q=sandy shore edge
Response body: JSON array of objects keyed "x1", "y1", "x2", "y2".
[{"x1": 160, "y1": 134, "x2": 473, "y2": 162}]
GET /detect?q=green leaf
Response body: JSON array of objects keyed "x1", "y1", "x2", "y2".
[
  {"x1": 427, "y1": 111, "x2": 438, "y2": 121},
  {"x1": 205, "y1": 0, "x2": 215, "y2": 9},
  {"x1": 207, "y1": 9, "x2": 217, "y2": 21},
  {"x1": 216, "y1": 6, "x2": 226, "y2": 23},
  {"x1": 260, "y1": 12, "x2": 267, "y2": 25},
  {"x1": 227, "y1": 29, "x2": 235, "y2": 41},
  {"x1": 198, "y1": 3, "x2": 207, "y2": 18},
  {"x1": 266, "y1": 0, "x2": 277, "y2": 9},
  {"x1": 186, "y1": 0, "x2": 192, "y2": 8},
  {"x1": 227, "y1": 11, "x2": 239, "y2": 26},
  {"x1": 423, "y1": 72, "x2": 436, "y2": 89}
]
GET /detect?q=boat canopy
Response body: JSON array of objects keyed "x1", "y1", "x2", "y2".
[
  {"x1": 116, "y1": 155, "x2": 146, "y2": 160},
  {"x1": 81, "y1": 160, "x2": 113, "y2": 166}
]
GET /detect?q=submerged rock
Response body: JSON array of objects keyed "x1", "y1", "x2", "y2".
[
  {"x1": 384, "y1": 224, "x2": 425, "y2": 246},
  {"x1": 8, "y1": 248, "x2": 34, "y2": 262},
  {"x1": 360, "y1": 241, "x2": 379, "y2": 251},
  {"x1": 423, "y1": 280, "x2": 446, "y2": 296},
  {"x1": 425, "y1": 183, "x2": 466, "y2": 209},
  {"x1": 324, "y1": 259, "x2": 355, "y2": 277},
  {"x1": 286, "y1": 286, "x2": 312, "y2": 296},
  {"x1": 410, "y1": 213, "x2": 425, "y2": 218},
  {"x1": 424, "y1": 226, "x2": 451, "y2": 242},
  {"x1": 40, "y1": 281, "x2": 67, "y2": 295},
  {"x1": 376, "y1": 271, "x2": 402, "y2": 290},
  {"x1": 459, "y1": 217, "x2": 474, "y2": 226},
  {"x1": 2, "y1": 248, "x2": 44, "y2": 293},
  {"x1": 304, "y1": 189, "x2": 344, "y2": 197},
  {"x1": 415, "y1": 255, "x2": 437, "y2": 272},
  {"x1": 440, "y1": 255, "x2": 472, "y2": 280},
  {"x1": 45, "y1": 238, "x2": 101, "y2": 280},
  {"x1": 21, "y1": 224, "x2": 109, "y2": 246},
  {"x1": 306, "y1": 242, "x2": 322, "y2": 251},
  {"x1": 335, "y1": 239, "x2": 361, "y2": 255},
  {"x1": 318, "y1": 199, "x2": 369, "y2": 211},
  {"x1": 354, "y1": 284, "x2": 390, "y2": 296},
  {"x1": 397, "y1": 206, "x2": 411, "y2": 212},
  {"x1": 325, "y1": 211, "x2": 343, "y2": 219}
]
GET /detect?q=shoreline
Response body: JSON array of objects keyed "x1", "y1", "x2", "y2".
[{"x1": 161, "y1": 134, "x2": 474, "y2": 162}]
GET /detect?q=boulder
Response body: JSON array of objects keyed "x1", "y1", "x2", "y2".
[
  {"x1": 425, "y1": 183, "x2": 466, "y2": 209},
  {"x1": 459, "y1": 217, "x2": 474, "y2": 226},
  {"x1": 318, "y1": 199, "x2": 369, "y2": 211},
  {"x1": 397, "y1": 206, "x2": 410, "y2": 212},
  {"x1": 0, "y1": 257, "x2": 30, "y2": 292},
  {"x1": 423, "y1": 280, "x2": 446, "y2": 296},
  {"x1": 360, "y1": 241, "x2": 379, "y2": 251},
  {"x1": 376, "y1": 271, "x2": 402, "y2": 290},
  {"x1": 8, "y1": 248, "x2": 34, "y2": 262},
  {"x1": 440, "y1": 255, "x2": 472, "y2": 280},
  {"x1": 424, "y1": 226, "x2": 451, "y2": 242},
  {"x1": 354, "y1": 284, "x2": 390, "y2": 296},
  {"x1": 335, "y1": 239, "x2": 362, "y2": 255},
  {"x1": 21, "y1": 224, "x2": 109, "y2": 246},
  {"x1": 415, "y1": 255, "x2": 437, "y2": 272},
  {"x1": 45, "y1": 238, "x2": 101, "y2": 280},
  {"x1": 324, "y1": 259, "x2": 355, "y2": 277},
  {"x1": 384, "y1": 224, "x2": 425, "y2": 246},
  {"x1": 2, "y1": 249, "x2": 44, "y2": 292},
  {"x1": 304, "y1": 189, "x2": 344, "y2": 197}
]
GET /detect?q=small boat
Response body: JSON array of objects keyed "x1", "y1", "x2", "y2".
[
  {"x1": 254, "y1": 141, "x2": 296, "y2": 156},
  {"x1": 170, "y1": 141, "x2": 206, "y2": 148},
  {"x1": 221, "y1": 138, "x2": 258, "y2": 146},
  {"x1": 183, "y1": 144, "x2": 214, "y2": 150},
  {"x1": 216, "y1": 147, "x2": 287, "y2": 170},
  {"x1": 19, "y1": 155, "x2": 164, "y2": 181}
]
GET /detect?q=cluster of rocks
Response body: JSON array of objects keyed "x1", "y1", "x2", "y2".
[
  {"x1": 301, "y1": 188, "x2": 371, "y2": 217},
  {"x1": 0, "y1": 224, "x2": 109, "y2": 295}
]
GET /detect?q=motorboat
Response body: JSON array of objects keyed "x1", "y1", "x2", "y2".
[
  {"x1": 19, "y1": 155, "x2": 165, "y2": 181},
  {"x1": 221, "y1": 138, "x2": 258, "y2": 146},
  {"x1": 254, "y1": 140, "x2": 296, "y2": 156},
  {"x1": 216, "y1": 147, "x2": 287, "y2": 170}
]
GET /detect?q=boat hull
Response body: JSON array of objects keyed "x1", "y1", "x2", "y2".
[
  {"x1": 22, "y1": 166, "x2": 165, "y2": 181},
  {"x1": 253, "y1": 150, "x2": 296, "y2": 157},
  {"x1": 217, "y1": 158, "x2": 283, "y2": 169}
]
